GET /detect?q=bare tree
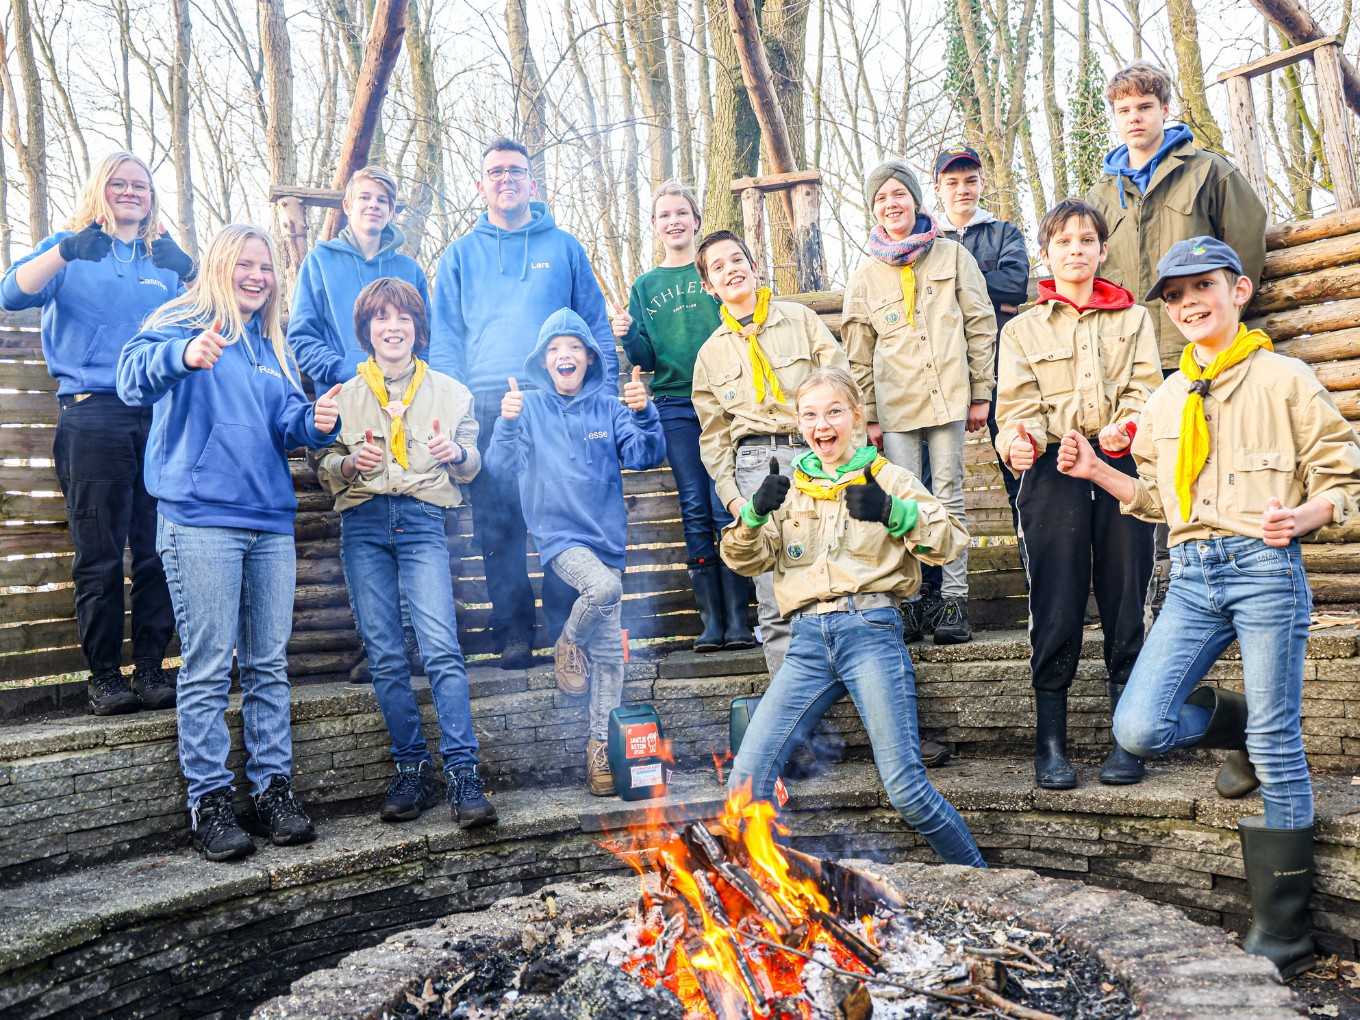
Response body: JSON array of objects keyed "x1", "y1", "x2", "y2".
[
  {"x1": 6, "y1": 0, "x2": 50, "y2": 240},
  {"x1": 506, "y1": 0, "x2": 550, "y2": 184},
  {"x1": 170, "y1": 0, "x2": 197, "y2": 255},
  {"x1": 702, "y1": 0, "x2": 759, "y2": 232},
  {"x1": 1166, "y1": 0, "x2": 1225, "y2": 150}
]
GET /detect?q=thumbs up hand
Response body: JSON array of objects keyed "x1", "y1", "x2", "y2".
[
  {"x1": 1261, "y1": 496, "x2": 1296, "y2": 547},
  {"x1": 501, "y1": 377, "x2": 523, "y2": 421},
  {"x1": 623, "y1": 365, "x2": 649, "y2": 411},
  {"x1": 1009, "y1": 423, "x2": 1036, "y2": 472},
  {"x1": 610, "y1": 300, "x2": 633, "y2": 339},
  {"x1": 428, "y1": 417, "x2": 462, "y2": 464},
  {"x1": 314, "y1": 383, "x2": 344, "y2": 434},
  {"x1": 845, "y1": 464, "x2": 893, "y2": 525},
  {"x1": 751, "y1": 456, "x2": 792, "y2": 516},
  {"x1": 184, "y1": 319, "x2": 225, "y2": 370},
  {"x1": 150, "y1": 221, "x2": 196, "y2": 281},
  {"x1": 350, "y1": 428, "x2": 384, "y2": 475},
  {"x1": 59, "y1": 219, "x2": 113, "y2": 263}
]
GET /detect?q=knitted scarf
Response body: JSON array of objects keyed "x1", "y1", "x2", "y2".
[
  {"x1": 867, "y1": 213, "x2": 941, "y2": 329},
  {"x1": 357, "y1": 357, "x2": 428, "y2": 469},
  {"x1": 719, "y1": 286, "x2": 784, "y2": 403},
  {"x1": 1175, "y1": 323, "x2": 1272, "y2": 520},
  {"x1": 793, "y1": 446, "x2": 888, "y2": 500}
]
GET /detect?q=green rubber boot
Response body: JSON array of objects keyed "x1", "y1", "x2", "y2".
[{"x1": 1238, "y1": 816, "x2": 1316, "y2": 980}]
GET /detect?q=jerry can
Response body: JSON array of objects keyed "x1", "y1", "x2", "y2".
[
  {"x1": 607, "y1": 704, "x2": 669, "y2": 800},
  {"x1": 729, "y1": 695, "x2": 762, "y2": 757}
]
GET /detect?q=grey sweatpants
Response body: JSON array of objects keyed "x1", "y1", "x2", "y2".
[{"x1": 733, "y1": 442, "x2": 804, "y2": 676}]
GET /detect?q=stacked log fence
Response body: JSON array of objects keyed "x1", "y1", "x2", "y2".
[{"x1": 2, "y1": 208, "x2": 1358, "y2": 688}]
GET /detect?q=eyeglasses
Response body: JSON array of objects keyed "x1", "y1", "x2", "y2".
[
  {"x1": 108, "y1": 180, "x2": 151, "y2": 195},
  {"x1": 797, "y1": 406, "x2": 850, "y2": 428},
  {"x1": 483, "y1": 167, "x2": 530, "y2": 182}
]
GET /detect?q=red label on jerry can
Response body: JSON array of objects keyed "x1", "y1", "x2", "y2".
[
  {"x1": 774, "y1": 776, "x2": 789, "y2": 807},
  {"x1": 625, "y1": 722, "x2": 659, "y2": 759}
]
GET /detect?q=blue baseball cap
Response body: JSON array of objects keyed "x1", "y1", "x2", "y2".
[
  {"x1": 934, "y1": 144, "x2": 983, "y2": 178},
  {"x1": 1145, "y1": 236, "x2": 1244, "y2": 302}
]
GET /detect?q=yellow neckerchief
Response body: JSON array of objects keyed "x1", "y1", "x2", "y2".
[
  {"x1": 898, "y1": 266, "x2": 917, "y2": 328},
  {"x1": 793, "y1": 453, "x2": 890, "y2": 500},
  {"x1": 719, "y1": 287, "x2": 784, "y2": 404},
  {"x1": 1175, "y1": 323, "x2": 1272, "y2": 519},
  {"x1": 357, "y1": 357, "x2": 428, "y2": 469}
]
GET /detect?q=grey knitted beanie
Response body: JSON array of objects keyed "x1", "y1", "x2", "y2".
[{"x1": 865, "y1": 159, "x2": 924, "y2": 210}]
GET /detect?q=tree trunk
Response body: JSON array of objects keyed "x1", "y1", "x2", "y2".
[
  {"x1": 695, "y1": 0, "x2": 714, "y2": 162},
  {"x1": 259, "y1": 0, "x2": 303, "y2": 289},
  {"x1": 1166, "y1": 0, "x2": 1224, "y2": 151},
  {"x1": 1041, "y1": 0, "x2": 1067, "y2": 201},
  {"x1": 1248, "y1": 0, "x2": 1360, "y2": 115},
  {"x1": 401, "y1": 0, "x2": 444, "y2": 260},
  {"x1": 627, "y1": 0, "x2": 675, "y2": 186},
  {"x1": 761, "y1": 0, "x2": 810, "y2": 293},
  {"x1": 703, "y1": 0, "x2": 760, "y2": 233},
  {"x1": 8, "y1": 0, "x2": 49, "y2": 241},
  {"x1": 505, "y1": 0, "x2": 550, "y2": 188},
  {"x1": 170, "y1": 0, "x2": 198, "y2": 258},
  {"x1": 669, "y1": 0, "x2": 695, "y2": 184}
]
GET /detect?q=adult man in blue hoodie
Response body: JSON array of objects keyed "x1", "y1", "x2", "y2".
[
  {"x1": 1085, "y1": 60, "x2": 1266, "y2": 625},
  {"x1": 429, "y1": 137, "x2": 617, "y2": 669},
  {"x1": 288, "y1": 166, "x2": 431, "y2": 389}
]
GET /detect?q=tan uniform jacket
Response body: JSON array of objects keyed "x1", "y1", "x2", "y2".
[
  {"x1": 721, "y1": 461, "x2": 969, "y2": 617},
  {"x1": 841, "y1": 238, "x2": 997, "y2": 430},
  {"x1": 1086, "y1": 140, "x2": 1267, "y2": 369},
  {"x1": 312, "y1": 366, "x2": 481, "y2": 512},
  {"x1": 994, "y1": 300, "x2": 1161, "y2": 469},
  {"x1": 1121, "y1": 348, "x2": 1360, "y2": 544},
  {"x1": 692, "y1": 300, "x2": 848, "y2": 508}
]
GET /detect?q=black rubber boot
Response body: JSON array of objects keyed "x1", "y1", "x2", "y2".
[
  {"x1": 718, "y1": 564, "x2": 756, "y2": 650},
  {"x1": 1217, "y1": 750, "x2": 1261, "y2": 799},
  {"x1": 688, "y1": 561, "x2": 726, "y2": 653},
  {"x1": 1098, "y1": 683, "x2": 1145, "y2": 785},
  {"x1": 1239, "y1": 817, "x2": 1316, "y2": 979},
  {"x1": 1186, "y1": 685, "x2": 1249, "y2": 748},
  {"x1": 1034, "y1": 691, "x2": 1077, "y2": 789}
]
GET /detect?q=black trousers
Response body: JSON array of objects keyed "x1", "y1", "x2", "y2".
[
  {"x1": 53, "y1": 394, "x2": 174, "y2": 673},
  {"x1": 1016, "y1": 445, "x2": 1152, "y2": 692},
  {"x1": 469, "y1": 390, "x2": 577, "y2": 647}
]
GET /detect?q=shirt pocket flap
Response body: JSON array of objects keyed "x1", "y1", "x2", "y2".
[
  {"x1": 1234, "y1": 449, "x2": 1292, "y2": 472},
  {"x1": 707, "y1": 361, "x2": 743, "y2": 386},
  {"x1": 339, "y1": 429, "x2": 384, "y2": 444},
  {"x1": 769, "y1": 347, "x2": 812, "y2": 369},
  {"x1": 1099, "y1": 332, "x2": 1131, "y2": 345},
  {"x1": 1032, "y1": 347, "x2": 1074, "y2": 363},
  {"x1": 926, "y1": 265, "x2": 956, "y2": 283}
]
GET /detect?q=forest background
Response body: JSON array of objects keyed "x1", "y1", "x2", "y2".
[{"x1": 0, "y1": 0, "x2": 1355, "y2": 300}]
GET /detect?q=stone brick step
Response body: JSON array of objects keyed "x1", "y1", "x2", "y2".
[{"x1": 4, "y1": 759, "x2": 1356, "y2": 1019}]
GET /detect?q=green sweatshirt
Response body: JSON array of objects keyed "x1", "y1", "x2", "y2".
[
  {"x1": 621, "y1": 263, "x2": 723, "y2": 397},
  {"x1": 741, "y1": 446, "x2": 919, "y2": 536}
]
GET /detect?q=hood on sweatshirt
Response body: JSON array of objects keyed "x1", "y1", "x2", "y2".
[
  {"x1": 1036, "y1": 277, "x2": 1136, "y2": 312},
  {"x1": 330, "y1": 221, "x2": 409, "y2": 263},
  {"x1": 1101, "y1": 123, "x2": 1194, "y2": 208},
  {"x1": 940, "y1": 206, "x2": 996, "y2": 235},
  {"x1": 473, "y1": 201, "x2": 560, "y2": 280},
  {"x1": 522, "y1": 307, "x2": 609, "y2": 400}
]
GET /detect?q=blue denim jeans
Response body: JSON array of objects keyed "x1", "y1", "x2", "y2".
[
  {"x1": 655, "y1": 396, "x2": 732, "y2": 563},
  {"x1": 1113, "y1": 536, "x2": 1314, "y2": 829},
  {"x1": 157, "y1": 518, "x2": 296, "y2": 808},
  {"x1": 728, "y1": 602, "x2": 985, "y2": 866},
  {"x1": 340, "y1": 496, "x2": 480, "y2": 771}
]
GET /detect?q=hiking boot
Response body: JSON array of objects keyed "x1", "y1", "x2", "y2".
[
  {"x1": 902, "y1": 585, "x2": 941, "y2": 643},
  {"x1": 554, "y1": 635, "x2": 590, "y2": 696},
  {"x1": 447, "y1": 766, "x2": 498, "y2": 828},
  {"x1": 250, "y1": 775, "x2": 315, "y2": 846},
  {"x1": 586, "y1": 738, "x2": 614, "y2": 797},
  {"x1": 190, "y1": 787, "x2": 255, "y2": 862},
  {"x1": 131, "y1": 661, "x2": 176, "y2": 710},
  {"x1": 88, "y1": 667, "x2": 139, "y2": 716},
  {"x1": 380, "y1": 760, "x2": 438, "y2": 822},
  {"x1": 932, "y1": 597, "x2": 973, "y2": 645},
  {"x1": 920, "y1": 740, "x2": 951, "y2": 768},
  {"x1": 499, "y1": 637, "x2": 532, "y2": 671}
]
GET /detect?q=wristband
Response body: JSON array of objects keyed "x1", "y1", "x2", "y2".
[{"x1": 1100, "y1": 421, "x2": 1137, "y2": 458}]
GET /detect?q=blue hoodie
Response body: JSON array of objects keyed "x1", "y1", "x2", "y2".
[
  {"x1": 429, "y1": 202, "x2": 617, "y2": 395},
  {"x1": 287, "y1": 224, "x2": 430, "y2": 388},
  {"x1": 1, "y1": 232, "x2": 183, "y2": 396},
  {"x1": 487, "y1": 308, "x2": 665, "y2": 570},
  {"x1": 117, "y1": 317, "x2": 336, "y2": 534},
  {"x1": 1101, "y1": 123, "x2": 1194, "y2": 208}
]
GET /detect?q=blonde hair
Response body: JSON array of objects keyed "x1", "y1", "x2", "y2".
[
  {"x1": 794, "y1": 366, "x2": 864, "y2": 410},
  {"x1": 144, "y1": 224, "x2": 299, "y2": 388},
  {"x1": 651, "y1": 179, "x2": 702, "y2": 225},
  {"x1": 345, "y1": 166, "x2": 398, "y2": 207},
  {"x1": 67, "y1": 152, "x2": 160, "y2": 243}
]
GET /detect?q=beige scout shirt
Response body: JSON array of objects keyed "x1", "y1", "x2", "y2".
[
  {"x1": 1120, "y1": 348, "x2": 1360, "y2": 545},
  {"x1": 720, "y1": 461, "x2": 969, "y2": 617},
  {"x1": 1086, "y1": 139, "x2": 1267, "y2": 370},
  {"x1": 994, "y1": 299, "x2": 1161, "y2": 468},
  {"x1": 841, "y1": 238, "x2": 997, "y2": 431},
  {"x1": 312, "y1": 363, "x2": 481, "y2": 512},
  {"x1": 692, "y1": 300, "x2": 849, "y2": 509}
]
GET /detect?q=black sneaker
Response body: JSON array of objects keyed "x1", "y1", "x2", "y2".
[
  {"x1": 447, "y1": 766, "x2": 498, "y2": 829},
  {"x1": 88, "y1": 668, "x2": 139, "y2": 716},
  {"x1": 500, "y1": 638, "x2": 532, "y2": 670},
  {"x1": 380, "y1": 760, "x2": 438, "y2": 822},
  {"x1": 190, "y1": 787, "x2": 255, "y2": 861},
  {"x1": 932, "y1": 597, "x2": 973, "y2": 645},
  {"x1": 250, "y1": 775, "x2": 316, "y2": 845},
  {"x1": 901, "y1": 585, "x2": 941, "y2": 643},
  {"x1": 131, "y1": 661, "x2": 176, "y2": 710}
]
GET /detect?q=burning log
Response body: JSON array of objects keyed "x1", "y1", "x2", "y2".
[{"x1": 684, "y1": 823, "x2": 795, "y2": 937}]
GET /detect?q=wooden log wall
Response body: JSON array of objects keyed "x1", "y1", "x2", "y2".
[{"x1": 4, "y1": 207, "x2": 1359, "y2": 685}]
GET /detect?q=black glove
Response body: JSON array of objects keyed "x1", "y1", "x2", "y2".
[
  {"x1": 750, "y1": 457, "x2": 791, "y2": 516},
  {"x1": 845, "y1": 467, "x2": 893, "y2": 525},
  {"x1": 58, "y1": 221, "x2": 113, "y2": 263},
  {"x1": 151, "y1": 229, "x2": 196, "y2": 281}
]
